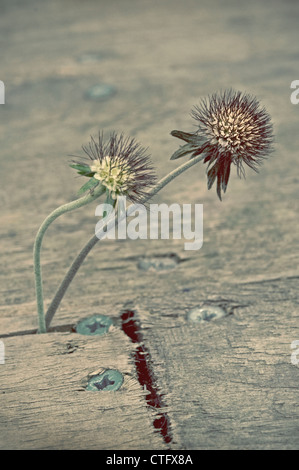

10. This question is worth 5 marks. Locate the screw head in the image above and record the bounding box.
[76,314,113,336]
[186,305,227,323]
[138,255,179,272]
[85,84,116,101]
[86,369,124,391]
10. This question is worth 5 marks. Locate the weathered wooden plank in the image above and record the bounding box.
[0,330,166,449]
[134,280,299,450]
[1,0,299,451]
[0,0,298,338]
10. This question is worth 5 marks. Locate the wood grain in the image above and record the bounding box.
[0,330,165,449]
[0,0,298,450]
[134,278,299,449]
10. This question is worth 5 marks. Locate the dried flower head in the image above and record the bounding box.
[171,89,274,200]
[70,132,157,203]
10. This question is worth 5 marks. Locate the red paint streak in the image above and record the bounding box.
[121,310,172,445]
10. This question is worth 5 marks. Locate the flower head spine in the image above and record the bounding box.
[70,132,157,203]
[171,89,274,200]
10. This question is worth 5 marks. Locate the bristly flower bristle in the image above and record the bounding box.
[171,89,274,200]
[70,132,157,203]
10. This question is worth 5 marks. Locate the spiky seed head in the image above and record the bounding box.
[171,89,274,200]
[70,132,157,203]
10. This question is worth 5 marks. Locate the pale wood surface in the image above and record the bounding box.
[0,330,166,450]
[136,279,299,450]
[0,0,298,450]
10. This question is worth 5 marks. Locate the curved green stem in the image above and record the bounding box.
[45,153,205,330]
[34,185,105,332]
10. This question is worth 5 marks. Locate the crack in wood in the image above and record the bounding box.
[121,309,173,446]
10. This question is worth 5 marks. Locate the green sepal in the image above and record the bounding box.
[170,143,196,160]
[70,163,93,174]
[77,171,95,177]
[78,177,99,195]
[170,130,199,144]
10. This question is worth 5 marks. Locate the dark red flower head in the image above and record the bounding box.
[171,89,274,200]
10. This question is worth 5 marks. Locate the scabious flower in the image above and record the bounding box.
[171,89,274,200]
[70,132,157,203]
